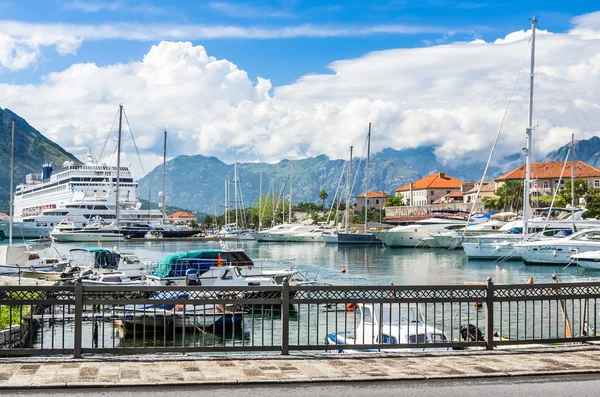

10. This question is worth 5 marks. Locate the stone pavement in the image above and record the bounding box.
[1,346,600,389]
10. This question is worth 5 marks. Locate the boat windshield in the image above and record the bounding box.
[380,305,424,325]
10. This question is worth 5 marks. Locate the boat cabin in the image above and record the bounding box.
[151,249,254,278]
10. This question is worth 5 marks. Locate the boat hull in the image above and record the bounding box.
[336,232,382,245]
[52,232,125,242]
[462,241,521,260]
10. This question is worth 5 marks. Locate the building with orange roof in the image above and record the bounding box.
[494,161,600,196]
[463,182,497,203]
[395,172,463,206]
[356,191,390,211]
[168,211,196,225]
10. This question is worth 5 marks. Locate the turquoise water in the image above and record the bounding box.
[38,239,600,286]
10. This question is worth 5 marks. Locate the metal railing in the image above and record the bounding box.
[1,278,600,357]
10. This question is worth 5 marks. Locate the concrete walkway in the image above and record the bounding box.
[1,346,600,389]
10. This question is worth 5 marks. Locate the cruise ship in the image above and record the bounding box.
[0,152,164,238]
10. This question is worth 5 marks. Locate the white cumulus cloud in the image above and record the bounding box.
[1,13,600,178]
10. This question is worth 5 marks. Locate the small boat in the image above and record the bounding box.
[571,250,600,270]
[70,247,149,279]
[114,291,244,332]
[0,245,69,275]
[146,248,297,286]
[80,272,143,286]
[325,303,452,353]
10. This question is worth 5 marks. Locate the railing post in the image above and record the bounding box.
[281,281,290,355]
[74,281,83,358]
[485,277,494,350]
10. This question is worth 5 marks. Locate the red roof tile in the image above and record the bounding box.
[396,172,463,192]
[495,161,600,181]
[168,211,196,218]
[356,191,389,198]
[464,182,496,194]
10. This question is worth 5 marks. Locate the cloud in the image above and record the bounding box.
[65,1,120,12]
[208,2,294,18]
[1,13,600,178]
[0,18,460,70]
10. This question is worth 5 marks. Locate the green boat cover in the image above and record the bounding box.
[152,249,222,277]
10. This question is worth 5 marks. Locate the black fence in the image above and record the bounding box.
[1,279,599,357]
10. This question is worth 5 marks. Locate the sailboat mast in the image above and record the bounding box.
[115,104,123,226]
[224,179,228,226]
[289,168,292,223]
[259,170,263,230]
[271,178,275,226]
[162,129,167,221]
[345,146,353,233]
[523,17,536,237]
[571,133,575,231]
[9,120,14,245]
[234,162,239,229]
[364,123,371,233]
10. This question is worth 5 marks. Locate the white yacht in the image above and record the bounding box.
[515,229,600,266]
[0,245,69,275]
[571,250,600,270]
[372,217,472,248]
[0,152,164,238]
[253,223,325,242]
[423,220,507,249]
[50,220,125,242]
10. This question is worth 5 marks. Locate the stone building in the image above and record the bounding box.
[356,191,390,212]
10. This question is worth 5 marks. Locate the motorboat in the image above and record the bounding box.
[325,303,452,353]
[515,228,600,266]
[0,245,69,275]
[50,220,125,242]
[146,249,297,286]
[219,226,256,241]
[373,217,471,248]
[423,219,507,249]
[571,250,600,270]
[462,228,572,260]
[336,230,382,245]
[113,291,244,332]
[80,272,143,286]
[69,247,149,279]
[253,223,323,242]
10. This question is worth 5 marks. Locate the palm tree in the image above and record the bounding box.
[497,180,524,212]
[319,190,328,210]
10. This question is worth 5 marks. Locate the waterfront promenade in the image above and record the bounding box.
[1,345,599,389]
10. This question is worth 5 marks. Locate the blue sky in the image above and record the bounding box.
[1,0,596,86]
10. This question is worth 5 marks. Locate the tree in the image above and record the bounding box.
[496,180,524,212]
[482,196,500,211]
[385,195,403,207]
[319,190,329,210]
[584,187,600,219]
[555,180,587,208]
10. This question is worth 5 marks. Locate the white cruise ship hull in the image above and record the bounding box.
[0,222,54,239]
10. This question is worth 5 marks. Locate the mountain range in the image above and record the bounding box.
[2,106,599,216]
[136,148,523,214]
[0,108,80,213]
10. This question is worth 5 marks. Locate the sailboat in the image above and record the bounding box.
[220,162,255,241]
[337,123,382,245]
[0,120,69,274]
[51,105,128,242]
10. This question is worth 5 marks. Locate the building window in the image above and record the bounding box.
[431,191,435,196]
[430,199,434,205]
[447,190,451,194]
[584,180,589,189]
[596,180,600,188]
[543,181,549,189]
[375,199,380,204]
[367,199,370,204]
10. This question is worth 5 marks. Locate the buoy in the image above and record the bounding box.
[341,267,346,273]
[474,301,483,309]
[346,303,356,311]
[526,275,534,284]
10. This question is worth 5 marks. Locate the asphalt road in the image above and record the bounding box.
[2,374,600,397]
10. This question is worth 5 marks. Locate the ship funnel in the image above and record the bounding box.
[42,163,53,180]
